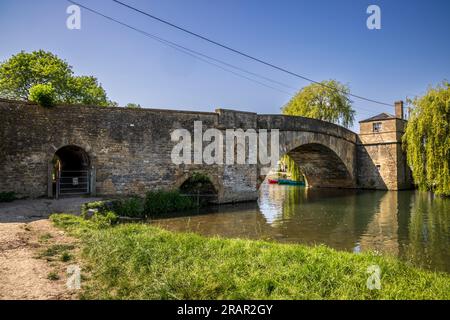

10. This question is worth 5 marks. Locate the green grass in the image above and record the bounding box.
[61,252,73,262]
[47,271,60,281]
[39,233,53,243]
[50,214,450,300]
[38,244,75,261]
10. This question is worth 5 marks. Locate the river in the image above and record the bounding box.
[151,184,450,273]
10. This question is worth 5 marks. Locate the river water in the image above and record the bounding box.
[151,184,450,273]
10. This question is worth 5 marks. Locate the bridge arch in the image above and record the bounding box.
[284,143,354,188]
[279,130,357,188]
[48,144,95,197]
[175,171,222,200]
[257,115,358,189]
[53,145,90,172]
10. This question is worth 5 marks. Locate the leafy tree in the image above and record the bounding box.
[282,80,355,128]
[125,103,142,109]
[280,80,355,182]
[402,82,450,196]
[64,76,108,105]
[28,83,56,108]
[0,50,109,106]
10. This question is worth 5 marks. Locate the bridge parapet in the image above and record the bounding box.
[257,115,358,144]
[215,109,257,130]
[0,99,409,203]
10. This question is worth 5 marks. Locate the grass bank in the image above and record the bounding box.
[51,214,450,300]
[81,190,198,219]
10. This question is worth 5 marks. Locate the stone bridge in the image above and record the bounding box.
[0,99,410,203]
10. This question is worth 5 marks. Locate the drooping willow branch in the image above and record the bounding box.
[402,82,450,196]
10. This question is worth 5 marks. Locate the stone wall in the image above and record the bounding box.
[0,98,412,202]
[0,99,259,202]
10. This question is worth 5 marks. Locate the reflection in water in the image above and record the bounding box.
[403,193,450,272]
[150,184,450,273]
[357,192,400,255]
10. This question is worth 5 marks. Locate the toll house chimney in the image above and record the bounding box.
[395,100,404,120]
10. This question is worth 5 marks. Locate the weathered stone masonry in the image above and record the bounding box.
[0,99,412,203]
[357,101,413,190]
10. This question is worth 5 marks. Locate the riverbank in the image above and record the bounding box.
[0,197,98,300]
[51,214,450,300]
[0,219,77,299]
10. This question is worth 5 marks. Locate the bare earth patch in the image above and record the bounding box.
[0,219,79,300]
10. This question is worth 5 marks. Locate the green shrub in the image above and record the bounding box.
[0,192,16,202]
[81,192,196,219]
[92,210,118,228]
[185,172,211,184]
[81,200,113,218]
[47,271,60,281]
[81,200,118,226]
[28,83,56,108]
[144,190,196,216]
[61,252,73,262]
[113,196,144,218]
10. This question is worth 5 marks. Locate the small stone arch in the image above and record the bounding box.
[47,144,96,198]
[175,171,222,203]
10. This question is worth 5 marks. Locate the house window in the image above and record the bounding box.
[376,165,381,171]
[373,122,382,132]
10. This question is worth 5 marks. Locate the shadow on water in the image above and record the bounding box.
[150,184,450,273]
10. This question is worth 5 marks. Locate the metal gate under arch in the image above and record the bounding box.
[51,145,95,199]
[56,169,91,198]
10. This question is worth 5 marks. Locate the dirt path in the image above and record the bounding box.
[0,198,98,300]
[0,220,80,300]
[0,197,101,223]
[0,219,80,300]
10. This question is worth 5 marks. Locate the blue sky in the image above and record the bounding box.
[1,0,449,131]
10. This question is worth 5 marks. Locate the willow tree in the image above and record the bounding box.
[282,80,355,127]
[402,82,450,197]
[280,80,355,181]
[279,155,303,181]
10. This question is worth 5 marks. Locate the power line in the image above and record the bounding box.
[66,0,295,96]
[112,0,394,108]
[66,1,382,115]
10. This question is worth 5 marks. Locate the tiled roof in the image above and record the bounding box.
[359,113,396,123]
